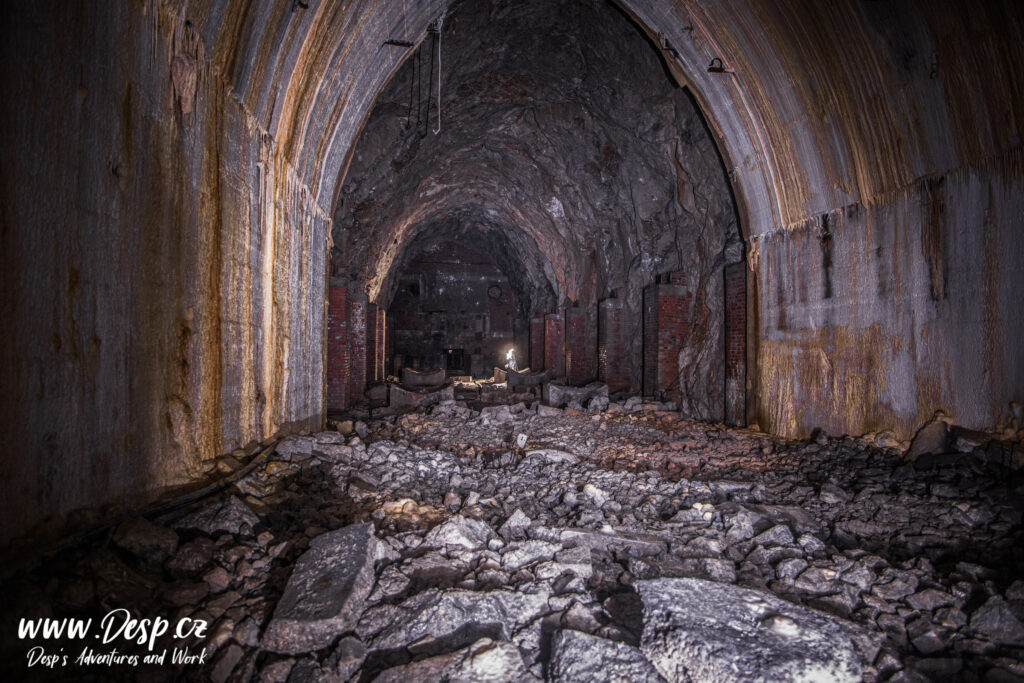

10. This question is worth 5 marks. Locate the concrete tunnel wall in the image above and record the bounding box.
[1,0,1022,546]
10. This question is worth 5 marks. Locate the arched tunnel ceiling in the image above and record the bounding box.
[186,0,1023,238]
[332,0,740,313]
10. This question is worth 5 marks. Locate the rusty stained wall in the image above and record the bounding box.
[621,0,1024,438]
[752,152,1024,439]
[0,1,327,546]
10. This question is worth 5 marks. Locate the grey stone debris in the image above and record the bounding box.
[498,508,532,540]
[390,382,454,409]
[14,388,1024,682]
[424,515,496,550]
[357,585,551,652]
[262,522,380,654]
[906,413,951,460]
[637,577,861,683]
[524,449,578,465]
[549,629,668,682]
[172,495,260,536]
[112,516,179,566]
[544,381,609,409]
[373,637,535,683]
[401,367,446,387]
[970,596,1024,646]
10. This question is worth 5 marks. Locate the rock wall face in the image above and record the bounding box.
[0,1,328,546]
[333,0,742,411]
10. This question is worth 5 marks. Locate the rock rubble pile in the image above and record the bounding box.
[2,397,1022,682]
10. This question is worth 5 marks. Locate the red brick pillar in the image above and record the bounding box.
[544,313,565,377]
[327,279,349,412]
[642,274,690,402]
[599,298,629,393]
[565,307,589,385]
[724,263,747,426]
[366,303,378,384]
[347,290,367,402]
[380,309,387,381]
[530,316,546,372]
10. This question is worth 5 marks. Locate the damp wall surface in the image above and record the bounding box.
[623,0,1024,440]
[751,157,1024,439]
[0,1,328,546]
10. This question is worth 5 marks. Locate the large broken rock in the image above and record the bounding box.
[507,368,547,388]
[549,629,667,683]
[970,596,1024,646]
[906,411,951,460]
[557,528,667,557]
[390,383,454,409]
[523,449,578,466]
[636,578,861,683]
[357,585,551,653]
[402,367,446,387]
[423,515,496,550]
[262,523,380,654]
[112,517,179,567]
[544,381,609,408]
[374,638,534,683]
[172,495,260,537]
[366,382,389,402]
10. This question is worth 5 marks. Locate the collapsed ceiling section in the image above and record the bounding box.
[331,0,741,320]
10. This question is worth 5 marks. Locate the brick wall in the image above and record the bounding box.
[724,262,747,426]
[642,285,658,397]
[326,279,349,412]
[379,309,389,379]
[385,315,391,378]
[565,307,589,385]
[388,242,519,375]
[598,298,630,393]
[348,290,368,402]
[366,303,378,383]
[544,313,565,377]
[642,278,690,402]
[530,316,546,372]
[658,284,691,405]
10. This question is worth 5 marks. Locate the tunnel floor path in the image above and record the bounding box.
[3,398,1023,681]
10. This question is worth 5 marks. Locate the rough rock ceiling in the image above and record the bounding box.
[332,0,740,318]
[186,0,1023,237]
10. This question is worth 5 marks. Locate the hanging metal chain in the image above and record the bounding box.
[431,13,445,135]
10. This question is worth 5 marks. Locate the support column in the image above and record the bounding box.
[530,316,546,372]
[565,307,589,385]
[642,273,690,402]
[326,279,349,412]
[599,298,629,393]
[366,303,378,384]
[378,309,386,382]
[347,290,367,402]
[544,313,565,377]
[724,263,747,426]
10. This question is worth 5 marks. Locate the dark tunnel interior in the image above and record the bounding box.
[1,0,1023,680]
[332,0,742,419]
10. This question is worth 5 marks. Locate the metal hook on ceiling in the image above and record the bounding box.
[708,57,733,74]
